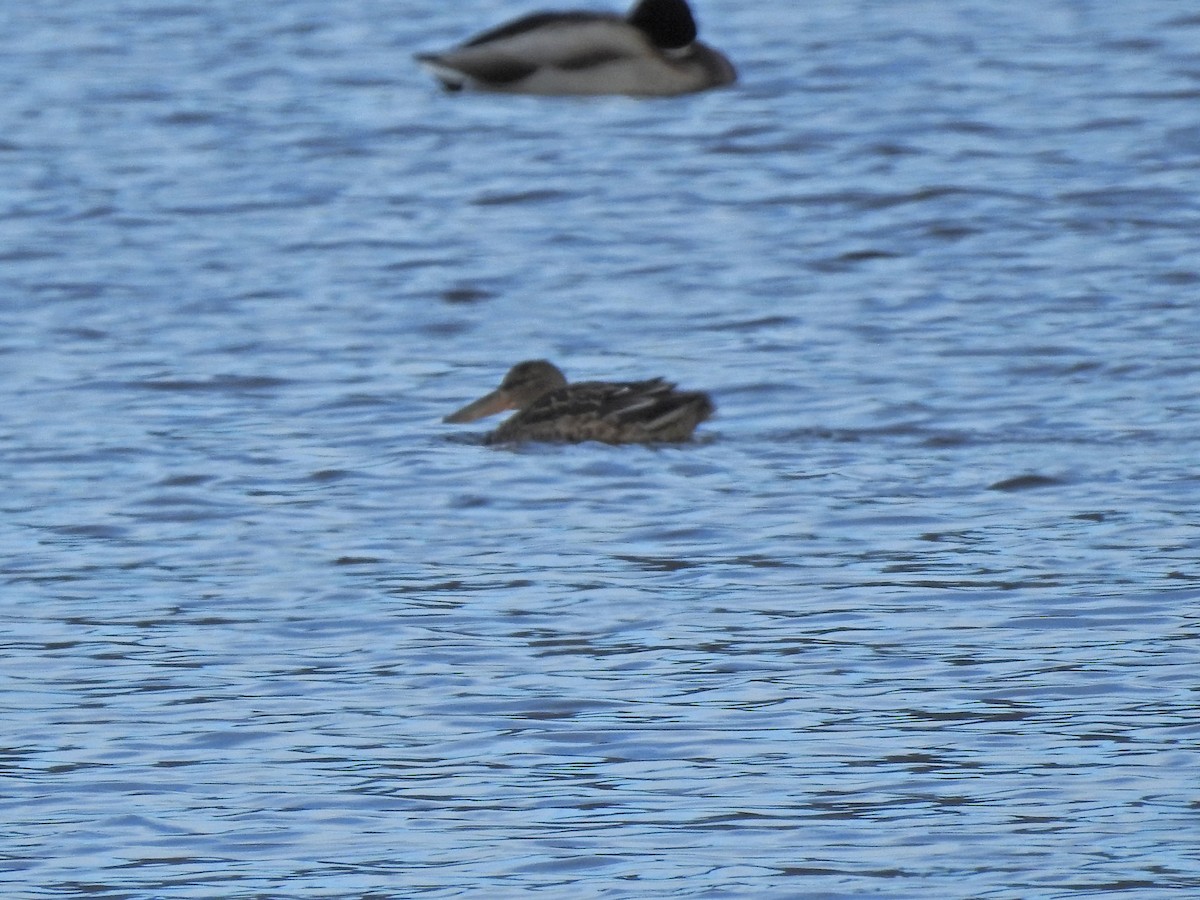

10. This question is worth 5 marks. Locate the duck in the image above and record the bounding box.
[443,359,714,444]
[415,0,736,96]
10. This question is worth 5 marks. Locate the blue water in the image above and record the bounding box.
[3,1,1199,896]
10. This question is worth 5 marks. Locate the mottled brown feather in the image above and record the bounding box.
[444,360,714,445]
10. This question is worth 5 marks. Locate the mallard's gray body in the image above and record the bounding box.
[416,0,735,96]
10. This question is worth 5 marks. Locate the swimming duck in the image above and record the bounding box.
[443,360,714,444]
[415,0,736,96]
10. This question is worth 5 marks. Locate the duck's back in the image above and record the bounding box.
[418,16,671,94]
[489,379,714,444]
[462,12,625,49]
[415,5,734,96]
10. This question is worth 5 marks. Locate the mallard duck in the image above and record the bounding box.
[415,0,735,96]
[443,359,714,443]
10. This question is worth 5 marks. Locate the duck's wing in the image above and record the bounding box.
[416,14,649,89]
[600,379,714,436]
[503,379,657,426]
[461,12,614,49]
[539,379,712,435]
[414,50,538,90]
[487,378,713,443]
[595,378,679,421]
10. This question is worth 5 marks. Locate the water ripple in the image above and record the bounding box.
[3,0,1199,897]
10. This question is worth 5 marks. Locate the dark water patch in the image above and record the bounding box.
[446,493,491,509]
[988,474,1064,492]
[1116,89,1200,102]
[1078,116,1146,132]
[292,135,380,160]
[1102,38,1162,53]
[514,854,624,875]
[770,426,859,444]
[440,432,490,446]
[158,110,223,126]
[281,238,417,254]
[728,554,792,569]
[316,392,393,412]
[129,374,291,393]
[902,185,1025,207]
[130,4,210,21]
[89,87,174,105]
[519,635,598,657]
[186,729,274,750]
[1153,270,1200,285]
[235,288,291,302]
[809,248,901,272]
[471,189,573,207]
[922,432,972,448]
[9,446,148,465]
[163,193,338,216]
[382,256,458,272]
[54,326,108,341]
[918,530,987,544]
[309,469,350,482]
[865,141,922,158]
[711,134,836,155]
[700,314,796,332]
[30,282,108,302]
[48,524,129,541]
[130,492,242,521]
[440,286,495,304]
[324,75,398,89]
[1007,357,1104,377]
[0,248,60,262]
[1058,186,1194,212]
[383,576,534,595]
[613,554,701,572]
[941,342,1091,359]
[156,474,215,487]
[940,119,1009,136]
[922,222,981,241]
[774,424,971,447]
[1165,124,1200,153]
[418,319,473,337]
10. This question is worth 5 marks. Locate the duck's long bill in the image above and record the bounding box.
[443,388,515,423]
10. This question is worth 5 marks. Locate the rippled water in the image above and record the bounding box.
[3,0,1199,896]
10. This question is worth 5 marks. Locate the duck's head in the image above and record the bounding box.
[444,360,568,423]
[628,0,698,50]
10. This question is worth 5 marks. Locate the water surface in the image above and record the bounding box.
[2,0,1199,896]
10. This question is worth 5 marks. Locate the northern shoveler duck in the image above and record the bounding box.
[443,359,714,444]
[415,0,736,96]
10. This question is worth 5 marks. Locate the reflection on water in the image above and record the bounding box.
[3,0,1200,896]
